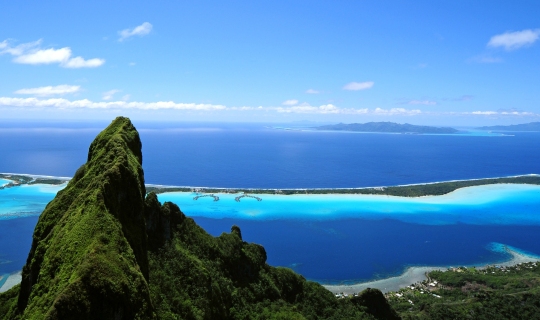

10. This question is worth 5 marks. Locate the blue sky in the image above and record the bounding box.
[1,1,539,125]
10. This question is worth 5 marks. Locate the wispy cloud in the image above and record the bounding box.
[282,99,298,106]
[305,89,320,94]
[3,96,536,118]
[343,81,374,91]
[0,39,42,56]
[407,100,437,106]
[0,39,105,68]
[62,56,105,68]
[276,104,345,114]
[102,90,120,100]
[468,110,534,116]
[119,22,153,41]
[488,29,540,50]
[0,97,415,116]
[0,97,227,111]
[373,108,421,115]
[14,85,80,96]
[451,95,474,102]
[469,54,503,64]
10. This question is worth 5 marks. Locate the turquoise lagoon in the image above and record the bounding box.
[158,184,540,225]
[1,182,540,284]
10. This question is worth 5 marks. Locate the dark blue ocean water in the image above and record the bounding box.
[1,121,539,188]
[194,218,540,283]
[1,121,540,283]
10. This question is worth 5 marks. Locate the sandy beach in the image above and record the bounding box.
[0,271,22,293]
[323,246,540,294]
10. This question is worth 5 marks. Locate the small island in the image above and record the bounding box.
[314,122,460,134]
[477,121,540,132]
[0,173,68,190]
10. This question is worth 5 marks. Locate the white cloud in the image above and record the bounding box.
[14,47,71,64]
[14,85,80,96]
[119,22,153,41]
[282,99,299,106]
[343,81,374,91]
[62,56,105,68]
[488,29,540,50]
[103,90,120,100]
[407,100,437,106]
[0,97,228,111]
[373,108,422,115]
[5,96,535,118]
[468,110,534,116]
[1,39,105,68]
[305,89,320,94]
[0,39,41,56]
[471,111,498,115]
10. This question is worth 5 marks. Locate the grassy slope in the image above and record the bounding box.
[6,117,154,319]
[145,196,399,320]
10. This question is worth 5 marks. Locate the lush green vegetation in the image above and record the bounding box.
[1,117,153,319]
[147,175,540,197]
[146,197,399,319]
[0,117,399,319]
[388,262,540,319]
[314,122,459,134]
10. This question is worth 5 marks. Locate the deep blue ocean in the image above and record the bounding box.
[1,120,540,284]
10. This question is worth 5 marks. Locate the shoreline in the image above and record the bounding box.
[1,172,538,191]
[147,173,540,191]
[322,246,540,294]
[3,246,538,294]
[0,271,22,293]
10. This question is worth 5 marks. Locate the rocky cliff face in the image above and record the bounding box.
[1,117,399,319]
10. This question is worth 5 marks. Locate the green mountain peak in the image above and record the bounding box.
[1,117,399,319]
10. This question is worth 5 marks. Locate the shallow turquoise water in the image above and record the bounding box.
[2,183,540,282]
[157,184,540,226]
[0,179,11,186]
[0,184,65,220]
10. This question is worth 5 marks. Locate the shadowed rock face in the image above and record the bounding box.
[17,117,154,319]
[2,117,400,320]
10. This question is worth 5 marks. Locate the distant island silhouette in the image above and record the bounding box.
[477,122,540,131]
[314,122,459,134]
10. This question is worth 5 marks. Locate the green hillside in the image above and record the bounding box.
[388,262,540,319]
[0,117,399,319]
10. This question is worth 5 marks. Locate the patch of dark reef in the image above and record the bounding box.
[0,117,399,319]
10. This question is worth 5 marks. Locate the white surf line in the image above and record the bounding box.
[0,271,22,293]
[146,174,540,192]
